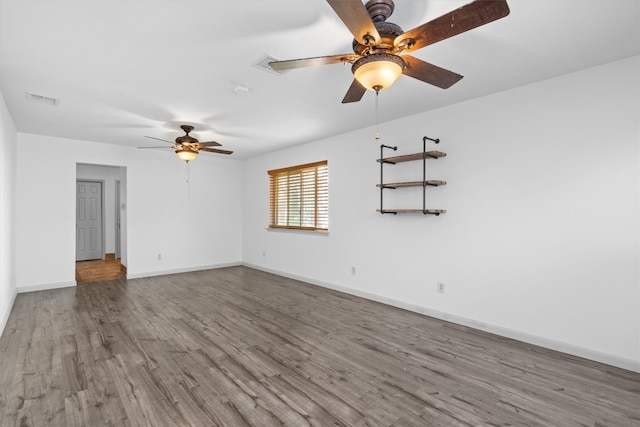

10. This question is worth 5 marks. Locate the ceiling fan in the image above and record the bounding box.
[270,0,510,103]
[140,125,233,162]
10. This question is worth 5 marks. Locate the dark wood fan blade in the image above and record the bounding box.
[200,147,233,155]
[144,135,174,144]
[137,146,172,149]
[270,54,360,70]
[402,56,463,89]
[196,141,222,147]
[326,0,381,45]
[341,79,367,103]
[395,0,510,52]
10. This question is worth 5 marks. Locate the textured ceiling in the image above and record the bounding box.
[0,0,638,158]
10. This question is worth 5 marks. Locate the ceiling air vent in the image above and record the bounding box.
[254,55,289,76]
[25,92,60,106]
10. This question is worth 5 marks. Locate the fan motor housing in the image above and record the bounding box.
[352,21,403,55]
[176,135,197,144]
[176,125,197,144]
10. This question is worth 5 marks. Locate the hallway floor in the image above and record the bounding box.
[75,255,125,284]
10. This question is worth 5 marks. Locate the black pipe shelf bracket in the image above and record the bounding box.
[376,136,446,215]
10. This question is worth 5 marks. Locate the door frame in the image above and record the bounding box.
[115,180,121,259]
[76,179,106,261]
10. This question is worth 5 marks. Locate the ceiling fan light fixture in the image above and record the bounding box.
[352,53,405,91]
[175,147,198,162]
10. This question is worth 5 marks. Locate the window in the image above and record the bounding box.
[268,161,328,231]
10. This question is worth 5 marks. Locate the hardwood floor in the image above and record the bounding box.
[75,255,125,284]
[1,266,638,426]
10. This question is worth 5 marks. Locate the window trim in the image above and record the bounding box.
[268,160,328,232]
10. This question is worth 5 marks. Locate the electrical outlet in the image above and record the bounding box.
[157,253,162,261]
[262,250,266,258]
[351,266,356,275]
[437,282,445,294]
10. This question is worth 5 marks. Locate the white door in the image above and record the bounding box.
[76,181,103,261]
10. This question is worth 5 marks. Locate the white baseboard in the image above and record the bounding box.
[17,280,76,294]
[244,263,640,373]
[0,287,17,339]
[127,261,242,279]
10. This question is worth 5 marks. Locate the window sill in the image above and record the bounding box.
[265,227,329,236]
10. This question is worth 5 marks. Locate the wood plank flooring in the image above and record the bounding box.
[1,266,639,426]
[76,257,125,284]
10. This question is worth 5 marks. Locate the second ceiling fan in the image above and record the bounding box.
[141,125,233,163]
[270,0,510,103]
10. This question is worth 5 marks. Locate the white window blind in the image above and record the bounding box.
[268,161,328,231]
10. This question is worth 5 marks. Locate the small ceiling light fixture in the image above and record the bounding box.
[352,53,406,92]
[175,147,198,163]
[233,84,250,95]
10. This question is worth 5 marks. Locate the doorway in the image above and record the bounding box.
[76,164,127,283]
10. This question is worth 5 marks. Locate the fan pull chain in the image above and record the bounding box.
[186,162,191,200]
[375,88,380,141]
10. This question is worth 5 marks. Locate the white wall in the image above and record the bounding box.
[0,91,17,337]
[15,134,243,291]
[243,56,640,371]
[76,163,124,257]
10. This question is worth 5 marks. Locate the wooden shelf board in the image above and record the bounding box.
[377,180,446,188]
[377,151,446,163]
[376,209,446,215]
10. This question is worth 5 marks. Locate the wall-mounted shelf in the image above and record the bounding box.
[377,151,446,164]
[377,180,446,189]
[377,209,446,215]
[377,136,446,215]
